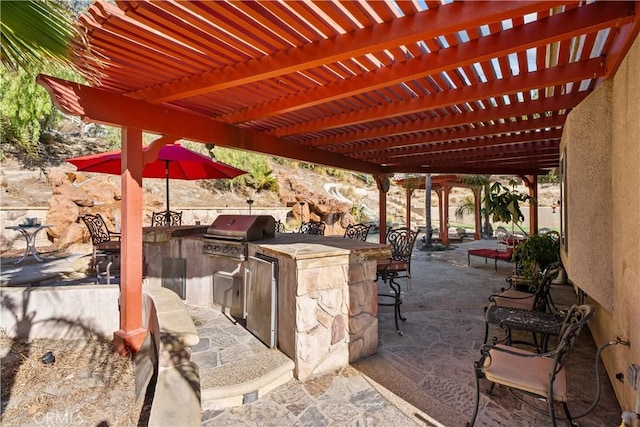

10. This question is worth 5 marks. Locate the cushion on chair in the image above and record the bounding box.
[492,289,535,310]
[95,241,121,252]
[483,345,568,401]
[377,259,408,273]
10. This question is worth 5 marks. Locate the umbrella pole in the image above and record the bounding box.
[165,161,170,225]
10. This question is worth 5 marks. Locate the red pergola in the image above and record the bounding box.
[37,0,640,353]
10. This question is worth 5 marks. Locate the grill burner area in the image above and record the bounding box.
[203,214,275,260]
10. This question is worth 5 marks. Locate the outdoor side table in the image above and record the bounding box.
[485,305,565,352]
[4,224,52,264]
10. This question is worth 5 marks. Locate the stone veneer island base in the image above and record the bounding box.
[143,227,390,381]
[250,234,390,380]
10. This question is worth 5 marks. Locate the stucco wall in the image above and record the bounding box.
[561,34,640,413]
[561,80,614,311]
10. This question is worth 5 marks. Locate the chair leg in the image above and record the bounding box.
[388,277,405,335]
[483,307,490,344]
[467,361,483,426]
[561,401,578,426]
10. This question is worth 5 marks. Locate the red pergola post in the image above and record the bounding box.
[113,126,147,355]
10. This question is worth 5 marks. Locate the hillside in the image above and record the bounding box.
[0,133,559,229]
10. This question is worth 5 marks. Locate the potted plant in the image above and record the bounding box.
[512,231,560,279]
[483,179,560,280]
[483,180,535,237]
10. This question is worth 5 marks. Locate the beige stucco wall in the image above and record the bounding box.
[561,80,614,310]
[560,34,640,413]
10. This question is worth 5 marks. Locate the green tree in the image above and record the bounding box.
[0,0,90,157]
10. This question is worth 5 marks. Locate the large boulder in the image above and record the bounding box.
[54,182,94,207]
[56,222,89,250]
[45,195,80,241]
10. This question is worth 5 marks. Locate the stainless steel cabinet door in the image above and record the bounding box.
[246,254,277,347]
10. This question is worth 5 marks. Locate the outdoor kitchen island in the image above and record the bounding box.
[142,223,390,381]
[250,233,390,380]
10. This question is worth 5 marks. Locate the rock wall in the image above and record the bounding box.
[45,169,121,252]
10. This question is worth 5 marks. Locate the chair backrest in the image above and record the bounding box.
[275,219,286,233]
[151,210,182,227]
[552,304,595,373]
[299,221,326,235]
[529,262,562,311]
[343,223,371,241]
[81,213,113,245]
[385,227,418,264]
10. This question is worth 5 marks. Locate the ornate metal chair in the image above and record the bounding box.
[376,227,418,335]
[151,210,182,227]
[483,263,562,348]
[299,220,326,235]
[80,213,121,271]
[275,219,286,233]
[468,304,595,427]
[343,223,371,241]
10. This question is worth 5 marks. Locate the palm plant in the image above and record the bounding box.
[0,0,84,72]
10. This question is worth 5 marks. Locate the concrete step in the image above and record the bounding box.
[187,305,295,411]
[200,350,294,410]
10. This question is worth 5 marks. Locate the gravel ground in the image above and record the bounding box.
[0,337,148,426]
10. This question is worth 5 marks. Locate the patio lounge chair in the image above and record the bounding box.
[468,246,515,271]
[468,304,595,427]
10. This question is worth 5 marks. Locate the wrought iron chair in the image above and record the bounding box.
[299,220,326,235]
[151,210,183,227]
[483,263,562,348]
[468,304,595,427]
[376,227,418,335]
[80,213,121,272]
[275,219,286,233]
[343,223,371,241]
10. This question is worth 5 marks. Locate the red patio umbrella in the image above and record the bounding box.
[67,143,247,215]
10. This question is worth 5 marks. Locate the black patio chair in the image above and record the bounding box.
[376,227,418,335]
[80,213,121,271]
[299,220,326,235]
[467,304,595,427]
[151,210,183,227]
[343,223,371,241]
[275,219,286,233]
[483,263,562,348]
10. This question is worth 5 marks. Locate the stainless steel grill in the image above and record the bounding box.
[203,215,276,323]
[203,215,275,260]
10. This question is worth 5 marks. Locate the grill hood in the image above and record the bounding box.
[205,215,275,241]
